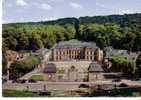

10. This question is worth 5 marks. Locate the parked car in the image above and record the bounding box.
[12,79,17,83]
[79,84,89,88]
[112,79,121,82]
[16,79,27,83]
[119,83,128,87]
[132,78,141,81]
[28,79,37,83]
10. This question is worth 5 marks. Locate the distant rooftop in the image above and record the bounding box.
[104,46,139,60]
[44,63,57,73]
[88,62,103,72]
[55,39,97,49]
[36,48,49,55]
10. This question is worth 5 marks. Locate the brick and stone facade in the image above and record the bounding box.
[51,40,103,61]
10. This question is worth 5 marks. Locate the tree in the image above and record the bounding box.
[110,56,137,78]
[16,32,29,50]
[74,19,80,39]
[10,56,40,79]
[44,33,56,49]
[2,58,8,75]
[134,33,141,51]
[29,33,43,51]
[122,32,137,51]
[56,32,64,42]
[64,24,75,40]
[3,36,17,50]
[136,54,141,77]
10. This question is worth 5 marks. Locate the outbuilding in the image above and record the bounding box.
[43,63,57,81]
[88,62,104,81]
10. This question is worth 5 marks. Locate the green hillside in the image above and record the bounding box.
[2,13,141,52]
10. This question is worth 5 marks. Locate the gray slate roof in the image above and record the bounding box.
[44,63,57,73]
[36,48,49,55]
[104,46,139,60]
[55,39,97,49]
[88,62,103,72]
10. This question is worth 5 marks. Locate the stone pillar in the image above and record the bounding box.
[6,61,12,81]
[84,48,87,60]
[97,49,103,61]
[53,49,56,61]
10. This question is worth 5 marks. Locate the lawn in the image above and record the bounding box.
[29,74,44,81]
[89,87,141,97]
[3,90,51,97]
[3,90,40,97]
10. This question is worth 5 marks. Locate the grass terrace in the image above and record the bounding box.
[29,74,44,81]
[3,90,51,97]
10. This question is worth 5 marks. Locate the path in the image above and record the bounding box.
[19,68,42,80]
[2,81,120,91]
[3,80,141,92]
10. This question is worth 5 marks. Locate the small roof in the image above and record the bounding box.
[44,63,57,73]
[127,52,139,60]
[88,62,103,72]
[103,46,113,52]
[36,48,49,55]
[104,48,139,60]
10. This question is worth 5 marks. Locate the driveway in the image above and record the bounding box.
[3,80,120,91]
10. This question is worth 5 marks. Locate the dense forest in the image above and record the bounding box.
[2,13,141,52]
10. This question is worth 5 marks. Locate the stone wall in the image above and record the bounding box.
[47,61,91,82]
[89,73,104,82]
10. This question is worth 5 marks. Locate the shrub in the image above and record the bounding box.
[10,56,41,79]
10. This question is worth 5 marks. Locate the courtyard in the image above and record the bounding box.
[3,80,141,97]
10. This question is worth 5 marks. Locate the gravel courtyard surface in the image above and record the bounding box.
[2,80,121,91]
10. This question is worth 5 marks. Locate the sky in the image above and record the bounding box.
[2,0,141,23]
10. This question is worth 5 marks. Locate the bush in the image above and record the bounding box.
[110,56,136,78]
[10,56,41,79]
[39,92,51,96]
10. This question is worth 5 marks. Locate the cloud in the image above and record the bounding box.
[95,2,107,8]
[40,3,52,10]
[69,2,83,9]
[118,9,138,15]
[45,17,58,21]
[121,9,133,14]
[7,4,13,8]
[49,0,64,2]
[16,0,27,6]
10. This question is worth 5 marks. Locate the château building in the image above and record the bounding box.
[51,40,103,61]
[42,40,105,82]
